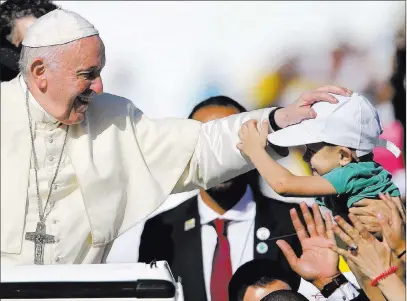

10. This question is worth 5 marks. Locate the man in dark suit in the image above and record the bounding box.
[138,96,302,301]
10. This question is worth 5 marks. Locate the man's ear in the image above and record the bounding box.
[30,58,47,91]
[338,147,353,166]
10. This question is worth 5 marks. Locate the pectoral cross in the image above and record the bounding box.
[25,222,56,265]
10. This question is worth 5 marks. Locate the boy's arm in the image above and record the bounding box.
[249,148,337,197]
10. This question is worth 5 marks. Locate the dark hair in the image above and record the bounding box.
[322,143,374,162]
[228,259,301,301]
[260,290,309,301]
[188,95,247,119]
[0,0,58,31]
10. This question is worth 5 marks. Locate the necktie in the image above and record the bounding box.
[210,219,233,301]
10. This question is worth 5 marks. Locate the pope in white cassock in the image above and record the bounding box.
[1,8,352,265]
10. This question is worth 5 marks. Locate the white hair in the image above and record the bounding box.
[19,42,74,79]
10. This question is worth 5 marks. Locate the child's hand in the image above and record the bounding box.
[237,120,269,158]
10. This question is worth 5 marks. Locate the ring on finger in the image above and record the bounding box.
[347,244,358,255]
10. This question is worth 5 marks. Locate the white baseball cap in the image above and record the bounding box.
[267,93,401,158]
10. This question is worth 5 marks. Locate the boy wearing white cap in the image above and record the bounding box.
[237,93,401,216]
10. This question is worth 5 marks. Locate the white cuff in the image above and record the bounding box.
[326,282,360,301]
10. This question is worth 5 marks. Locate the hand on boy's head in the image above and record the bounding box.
[274,85,353,128]
[237,120,269,157]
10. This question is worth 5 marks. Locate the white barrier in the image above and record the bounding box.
[1,261,184,301]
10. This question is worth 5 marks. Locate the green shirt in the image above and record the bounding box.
[315,162,400,212]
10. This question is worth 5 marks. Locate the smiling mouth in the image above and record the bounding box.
[77,98,90,105]
[76,94,93,105]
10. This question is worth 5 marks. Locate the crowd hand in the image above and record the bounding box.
[349,194,406,233]
[331,214,394,280]
[274,85,353,129]
[354,194,406,223]
[376,193,406,262]
[332,214,406,301]
[276,202,340,291]
[237,120,269,158]
[345,260,388,301]
[379,193,406,223]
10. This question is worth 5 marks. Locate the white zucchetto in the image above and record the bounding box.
[22,8,99,48]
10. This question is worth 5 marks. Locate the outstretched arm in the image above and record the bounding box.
[237,120,337,197]
[172,86,351,193]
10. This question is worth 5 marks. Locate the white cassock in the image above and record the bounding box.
[1,75,277,265]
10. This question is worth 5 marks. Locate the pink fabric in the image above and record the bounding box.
[373,121,405,174]
[210,219,233,301]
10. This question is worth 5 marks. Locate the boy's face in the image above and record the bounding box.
[303,143,342,176]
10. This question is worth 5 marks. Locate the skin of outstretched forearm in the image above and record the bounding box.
[353,270,387,301]
[337,243,387,301]
[377,274,406,301]
[248,148,293,193]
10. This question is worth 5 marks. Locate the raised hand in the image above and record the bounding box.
[331,214,392,280]
[276,202,340,290]
[377,193,406,262]
[350,194,406,234]
[331,214,406,301]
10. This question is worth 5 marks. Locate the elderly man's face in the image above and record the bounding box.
[41,35,105,125]
[243,281,292,301]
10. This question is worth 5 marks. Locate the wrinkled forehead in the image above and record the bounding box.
[65,35,105,69]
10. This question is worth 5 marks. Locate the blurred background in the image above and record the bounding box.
[46,1,405,208]
[46,1,405,119]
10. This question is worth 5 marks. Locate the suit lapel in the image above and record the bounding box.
[172,198,207,301]
[253,196,279,260]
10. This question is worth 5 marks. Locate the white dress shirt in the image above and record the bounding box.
[197,187,360,301]
[198,187,256,299]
